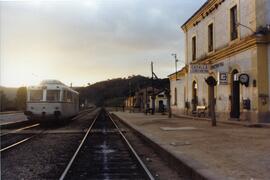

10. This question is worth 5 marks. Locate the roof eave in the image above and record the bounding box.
[181,0,211,30]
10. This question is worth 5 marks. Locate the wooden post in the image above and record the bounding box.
[209,86,216,126]
[168,94,172,118]
[205,76,217,127]
[165,89,172,118]
[151,62,155,115]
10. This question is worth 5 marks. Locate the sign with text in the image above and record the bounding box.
[218,72,228,85]
[211,62,224,70]
[189,64,209,74]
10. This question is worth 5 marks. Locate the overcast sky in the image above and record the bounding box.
[0,0,205,87]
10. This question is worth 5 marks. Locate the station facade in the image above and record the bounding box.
[169,0,270,122]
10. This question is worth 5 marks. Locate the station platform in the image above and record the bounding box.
[112,111,270,180]
[0,113,28,126]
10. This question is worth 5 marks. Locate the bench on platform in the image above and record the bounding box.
[196,106,207,117]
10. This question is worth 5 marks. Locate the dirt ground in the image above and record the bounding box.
[114,111,270,180]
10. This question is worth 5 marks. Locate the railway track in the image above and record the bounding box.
[0,109,96,153]
[60,109,154,180]
[0,123,40,137]
[0,123,41,152]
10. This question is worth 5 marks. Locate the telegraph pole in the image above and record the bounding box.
[129,81,132,113]
[151,61,155,115]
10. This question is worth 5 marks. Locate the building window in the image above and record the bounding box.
[192,36,196,61]
[230,5,238,41]
[174,88,177,105]
[208,23,214,52]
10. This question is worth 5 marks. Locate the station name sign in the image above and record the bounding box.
[189,64,209,74]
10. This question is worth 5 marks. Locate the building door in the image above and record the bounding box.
[230,69,240,118]
[159,100,164,112]
[192,81,198,111]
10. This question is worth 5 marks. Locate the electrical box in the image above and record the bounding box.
[243,99,251,110]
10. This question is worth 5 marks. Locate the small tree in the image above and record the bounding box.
[0,90,8,112]
[15,87,27,111]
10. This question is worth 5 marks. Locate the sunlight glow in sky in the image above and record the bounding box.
[0,0,205,87]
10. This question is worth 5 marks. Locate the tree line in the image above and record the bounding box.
[76,75,169,107]
[0,87,27,112]
[0,75,169,111]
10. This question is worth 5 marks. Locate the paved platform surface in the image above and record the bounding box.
[113,111,270,180]
[174,114,270,127]
[0,113,28,126]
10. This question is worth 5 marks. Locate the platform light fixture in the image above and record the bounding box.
[237,22,270,36]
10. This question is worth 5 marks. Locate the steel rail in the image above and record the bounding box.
[107,111,155,180]
[59,111,100,180]
[0,123,40,137]
[0,135,36,152]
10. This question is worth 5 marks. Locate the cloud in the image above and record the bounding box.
[0,0,206,87]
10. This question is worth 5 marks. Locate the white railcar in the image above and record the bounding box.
[24,80,79,121]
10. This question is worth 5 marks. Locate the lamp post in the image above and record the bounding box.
[171,53,178,77]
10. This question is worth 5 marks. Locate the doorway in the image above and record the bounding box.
[192,81,198,111]
[230,69,240,118]
[158,100,164,112]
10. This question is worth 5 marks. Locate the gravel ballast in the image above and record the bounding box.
[1,109,99,180]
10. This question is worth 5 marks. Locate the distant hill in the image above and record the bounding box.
[75,75,169,107]
[0,86,18,100]
[0,86,19,111]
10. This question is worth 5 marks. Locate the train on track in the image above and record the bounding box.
[24,80,79,121]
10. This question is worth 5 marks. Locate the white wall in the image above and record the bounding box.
[186,0,256,64]
[170,78,185,110]
[184,47,256,113]
[255,0,270,28]
[170,79,178,106]
[185,73,209,107]
[268,45,270,111]
[268,0,270,24]
[212,48,257,112]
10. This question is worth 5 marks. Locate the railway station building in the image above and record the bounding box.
[125,87,168,113]
[169,0,270,123]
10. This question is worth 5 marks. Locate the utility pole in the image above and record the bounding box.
[151,61,155,115]
[129,81,132,113]
[172,53,178,78]
[145,87,148,115]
